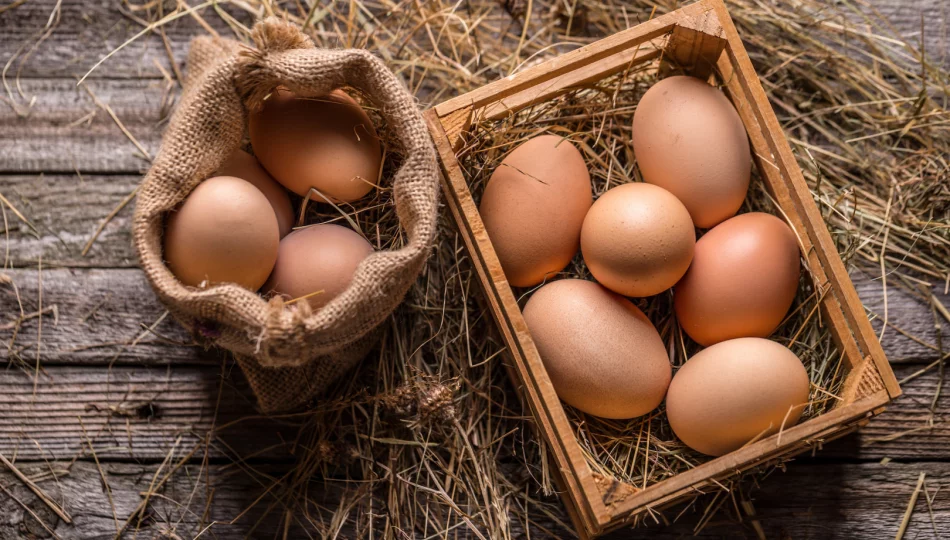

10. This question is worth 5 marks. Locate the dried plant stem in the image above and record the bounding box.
[82,187,139,257]
[0,452,72,524]
[895,472,926,540]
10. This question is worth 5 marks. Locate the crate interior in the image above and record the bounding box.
[452,51,854,488]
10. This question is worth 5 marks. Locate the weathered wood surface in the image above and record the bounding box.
[1,0,949,538]
[0,79,168,173]
[3,268,947,365]
[0,460,948,539]
[0,175,142,267]
[0,365,301,462]
[0,361,945,463]
[0,0,246,80]
[2,0,947,82]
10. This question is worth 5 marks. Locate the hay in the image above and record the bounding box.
[457,61,847,489]
[47,0,950,536]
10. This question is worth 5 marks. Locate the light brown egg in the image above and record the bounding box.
[581,183,695,297]
[164,176,279,290]
[666,337,810,456]
[632,75,751,228]
[479,135,592,287]
[249,88,381,202]
[216,149,295,237]
[263,224,374,310]
[674,212,800,346]
[522,279,672,419]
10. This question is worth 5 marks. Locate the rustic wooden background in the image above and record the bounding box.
[1,0,948,538]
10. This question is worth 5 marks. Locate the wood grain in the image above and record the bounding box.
[0,175,141,267]
[0,79,170,173]
[0,0,246,80]
[0,0,946,83]
[0,359,942,469]
[0,365,297,462]
[0,460,948,539]
[0,269,204,366]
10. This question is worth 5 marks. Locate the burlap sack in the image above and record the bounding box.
[132,19,440,412]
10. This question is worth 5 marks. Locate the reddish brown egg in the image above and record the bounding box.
[666,337,810,456]
[249,88,381,203]
[163,176,279,290]
[263,224,374,310]
[479,135,592,287]
[632,75,751,228]
[522,279,672,419]
[674,212,801,346]
[581,183,695,297]
[216,149,295,237]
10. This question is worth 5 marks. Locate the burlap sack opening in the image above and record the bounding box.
[132,18,440,412]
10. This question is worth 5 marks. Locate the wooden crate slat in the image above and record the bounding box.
[606,390,889,520]
[433,1,713,118]
[712,42,871,408]
[424,110,611,533]
[707,0,902,398]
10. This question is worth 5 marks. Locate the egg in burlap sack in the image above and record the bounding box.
[132,18,439,412]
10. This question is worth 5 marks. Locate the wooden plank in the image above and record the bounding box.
[4,267,937,372]
[823,362,950,460]
[0,461,294,540]
[0,360,945,465]
[661,8,726,79]
[0,0,947,82]
[0,78,170,173]
[0,175,141,268]
[1,269,204,366]
[475,45,663,124]
[0,365,295,462]
[1,460,949,539]
[715,32,869,392]
[607,461,950,538]
[0,0,248,80]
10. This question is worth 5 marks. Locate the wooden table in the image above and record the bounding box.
[1,1,948,538]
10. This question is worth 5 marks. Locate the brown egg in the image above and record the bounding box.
[581,183,695,297]
[216,149,295,237]
[666,338,810,456]
[164,176,279,290]
[522,279,672,419]
[249,88,381,202]
[479,135,592,287]
[263,224,374,310]
[674,212,800,346]
[632,75,751,228]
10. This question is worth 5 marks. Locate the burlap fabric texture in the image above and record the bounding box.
[132,18,440,412]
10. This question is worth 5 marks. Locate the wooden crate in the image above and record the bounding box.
[423,0,902,536]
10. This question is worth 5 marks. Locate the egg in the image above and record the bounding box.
[263,224,374,310]
[522,279,671,419]
[581,183,694,297]
[674,212,800,346]
[479,135,592,287]
[249,88,381,203]
[632,75,751,228]
[216,149,295,237]
[164,176,279,290]
[666,337,810,456]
